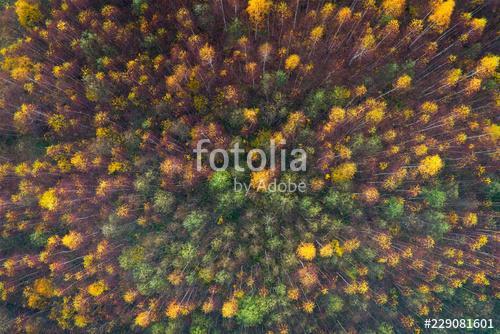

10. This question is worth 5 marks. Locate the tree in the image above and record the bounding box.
[246,0,272,28]
[326,295,344,315]
[384,197,404,219]
[296,242,316,261]
[39,188,58,211]
[236,295,274,326]
[14,0,42,28]
[429,0,455,32]
[199,43,215,67]
[221,299,238,318]
[153,191,175,214]
[61,231,83,250]
[87,280,107,297]
[418,155,444,177]
[382,0,406,18]
[285,54,300,71]
[394,74,411,90]
[182,211,207,233]
[331,162,357,183]
[422,188,446,209]
[377,323,394,334]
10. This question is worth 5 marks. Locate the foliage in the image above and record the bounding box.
[14,0,42,28]
[182,211,207,233]
[296,242,316,261]
[246,0,273,27]
[236,295,274,326]
[0,0,496,332]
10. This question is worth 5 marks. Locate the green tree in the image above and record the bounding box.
[236,295,275,326]
[153,190,175,214]
[209,171,232,192]
[326,295,344,315]
[422,187,446,208]
[182,211,207,233]
[377,322,394,334]
[383,197,404,219]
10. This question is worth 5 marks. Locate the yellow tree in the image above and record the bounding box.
[61,231,83,250]
[394,74,412,90]
[39,188,58,211]
[331,162,357,183]
[429,0,455,32]
[14,0,42,28]
[134,311,151,328]
[382,0,406,18]
[296,242,316,261]
[284,54,300,71]
[258,42,272,73]
[475,55,499,78]
[418,155,443,177]
[199,43,215,69]
[246,0,273,30]
[221,299,238,318]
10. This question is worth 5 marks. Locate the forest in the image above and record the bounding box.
[0,0,498,333]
